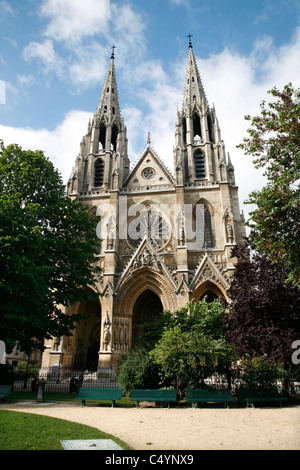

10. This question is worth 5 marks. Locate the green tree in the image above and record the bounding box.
[149,299,237,396]
[117,348,161,395]
[237,84,300,287]
[0,142,100,354]
[141,296,226,350]
[239,356,280,391]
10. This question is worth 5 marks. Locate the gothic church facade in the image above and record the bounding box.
[41,41,246,371]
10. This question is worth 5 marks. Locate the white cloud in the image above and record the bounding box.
[0,110,91,183]
[122,105,145,161]
[0,1,14,16]
[23,39,65,79]
[2,36,18,48]
[261,27,300,89]
[40,0,111,44]
[17,74,36,88]
[110,3,147,61]
[22,0,147,92]
[67,42,108,91]
[0,80,6,104]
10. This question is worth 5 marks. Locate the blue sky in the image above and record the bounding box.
[0,0,300,221]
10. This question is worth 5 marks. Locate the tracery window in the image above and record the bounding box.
[192,202,214,249]
[127,204,170,250]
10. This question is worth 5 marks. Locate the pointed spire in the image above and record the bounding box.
[182,36,208,113]
[97,47,121,122]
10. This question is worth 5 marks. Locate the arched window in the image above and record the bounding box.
[182,117,187,145]
[194,150,205,179]
[195,202,214,249]
[99,123,106,149]
[193,112,201,139]
[204,206,213,247]
[111,124,118,151]
[94,158,104,187]
[207,114,214,143]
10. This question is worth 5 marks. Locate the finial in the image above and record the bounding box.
[147,132,151,146]
[111,45,116,59]
[186,34,193,48]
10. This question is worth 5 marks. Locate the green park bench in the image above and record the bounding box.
[238,388,288,407]
[186,389,235,407]
[131,389,177,408]
[0,385,12,402]
[76,387,122,407]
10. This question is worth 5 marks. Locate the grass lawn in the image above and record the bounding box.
[9,391,78,402]
[8,391,135,406]
[0,410,132,450]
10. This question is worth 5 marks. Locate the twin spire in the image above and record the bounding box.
[99,36,207,118]
[97,45,120,122]
[67,35,235,195]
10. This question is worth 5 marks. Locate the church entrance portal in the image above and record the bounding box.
[74,298,101,371]
[132,289,163,348]
[87,336,100,371]
[200,289,219,302]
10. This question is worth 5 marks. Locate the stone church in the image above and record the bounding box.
[41,40,246,372]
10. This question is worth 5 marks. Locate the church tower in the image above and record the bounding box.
[68,46,130,195]
[174,36,233,186]
[42,41,246,373]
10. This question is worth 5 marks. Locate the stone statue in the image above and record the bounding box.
[103,312,111,351]
[178,211,185,246]
[53,336,61,351]
[226,221,233,243]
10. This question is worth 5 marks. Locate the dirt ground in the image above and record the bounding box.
[1,400,299,450]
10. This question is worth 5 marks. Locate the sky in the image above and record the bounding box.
[0,0,300,223]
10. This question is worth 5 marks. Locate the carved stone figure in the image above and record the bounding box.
[103,312,111,351]
[226,221,234,243]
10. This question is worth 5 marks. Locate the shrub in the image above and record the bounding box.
[239,356,280,390]
[117,348,161,395]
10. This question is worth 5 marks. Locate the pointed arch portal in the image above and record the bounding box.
[192,280,226,303]
[132,289,163,348]
[74,297,102,371]
[200,289,219,302]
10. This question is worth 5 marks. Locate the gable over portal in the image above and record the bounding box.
[124,145,174,190]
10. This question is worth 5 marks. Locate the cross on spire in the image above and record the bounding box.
[111,45,117,59]
[186,34,193,48]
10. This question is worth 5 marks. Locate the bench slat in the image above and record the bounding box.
[75,388,122,407]
[239,389,287,407]
[131,389,177,407]
[186,389,234,404]
[0,385,12,402]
